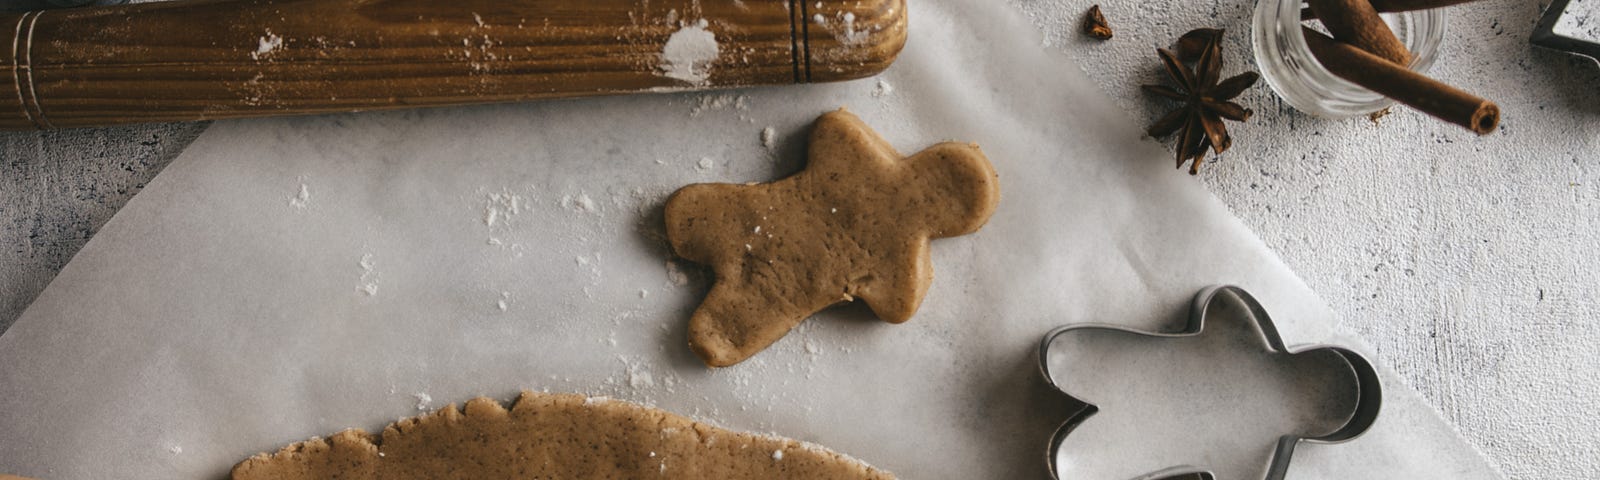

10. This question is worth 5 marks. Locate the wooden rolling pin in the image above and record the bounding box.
[0,0,907,130]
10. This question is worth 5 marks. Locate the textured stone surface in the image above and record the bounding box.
[0,0,195,332]
[0,122,205,331]
[2,0,1597,478]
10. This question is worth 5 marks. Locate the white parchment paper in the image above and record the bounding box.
[0,1,1502,479]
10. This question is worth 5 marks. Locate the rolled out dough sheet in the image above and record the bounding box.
[230,391,891,479]
[0,1,1501,479]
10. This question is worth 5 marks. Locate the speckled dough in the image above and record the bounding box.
[231,391,893,480]
[664,109,1000,367]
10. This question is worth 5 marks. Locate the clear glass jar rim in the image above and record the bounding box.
[1252,0,1446,118]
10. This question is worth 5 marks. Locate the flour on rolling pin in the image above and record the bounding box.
[251,30,285,60]
[0,0,908,130]
[661,20,719,86]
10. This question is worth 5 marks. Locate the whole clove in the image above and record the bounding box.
[1083,5,1113,40]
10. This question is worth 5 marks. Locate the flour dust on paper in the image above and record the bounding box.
[357,252,379,296]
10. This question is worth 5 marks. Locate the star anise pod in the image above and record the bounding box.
[1142,29,1260,175]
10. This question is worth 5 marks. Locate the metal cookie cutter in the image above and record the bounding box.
[1532,0,1600,66]
[1036,285,1382,480]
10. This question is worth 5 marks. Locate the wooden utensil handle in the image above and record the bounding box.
[0,0,906,130]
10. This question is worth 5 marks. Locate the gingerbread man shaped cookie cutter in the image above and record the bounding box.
[1036,285,1382,480]
[1532,0,1600,67]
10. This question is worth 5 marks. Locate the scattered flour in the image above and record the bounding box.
[690,94,750,116]
[357,253,379,296]
[761,127,776,150]
[772,449,784,461]
[413,393,432,411]
[289,183,310,209]
[838,12,870,45]
[660,20,719,86]
[697,157,716,171]
[483,191,527,227]
[872,78,894,98]
[812,9,875,46]
[562,192,598,213]
[665,260,690,286]
[251,30,283,60]
[170,445,183,455]
[627,363,655,389]
[496,292,511,312]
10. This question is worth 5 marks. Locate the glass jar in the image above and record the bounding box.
[1252,0,1447,117]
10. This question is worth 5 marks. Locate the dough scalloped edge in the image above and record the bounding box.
[232,391,894,479]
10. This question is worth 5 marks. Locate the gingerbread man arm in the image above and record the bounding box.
[897,142,1001,238]
[663,183,746,266]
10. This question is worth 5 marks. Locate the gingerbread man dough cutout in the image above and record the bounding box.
[665,109,1000,367]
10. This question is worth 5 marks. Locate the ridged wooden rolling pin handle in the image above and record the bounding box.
[0,0,907,130]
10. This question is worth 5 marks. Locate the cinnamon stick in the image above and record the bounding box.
[1302,0,1483,19]
[1301,27,1498,135]
[1306,0,1411,65]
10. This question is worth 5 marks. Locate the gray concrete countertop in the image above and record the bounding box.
[2,0,1596,478]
